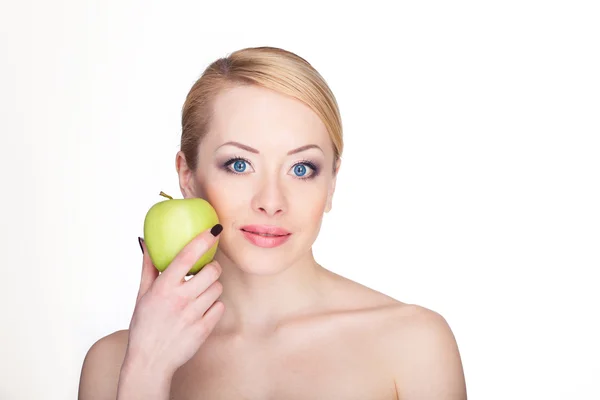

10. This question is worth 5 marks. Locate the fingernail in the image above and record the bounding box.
[210,224,223,237]
[138,237,144,253]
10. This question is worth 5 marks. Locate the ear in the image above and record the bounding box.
[325,158,341,213]
[175,151,197,199]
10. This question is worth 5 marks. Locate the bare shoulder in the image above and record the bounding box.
[378,304,468,400]
[324,272,467,399]
[78,329,129,400]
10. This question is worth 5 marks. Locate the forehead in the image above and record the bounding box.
[206,84,332,152]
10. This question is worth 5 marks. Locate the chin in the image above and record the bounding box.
[220,248,295,276]
[234,258,290,276]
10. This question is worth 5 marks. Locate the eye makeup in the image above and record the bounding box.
[291,159,320,180]
[219,155,321,180]
[222,156,252,175]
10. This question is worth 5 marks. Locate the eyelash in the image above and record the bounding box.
[222,156,319,180]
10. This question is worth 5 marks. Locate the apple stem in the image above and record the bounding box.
[159,191,173,200]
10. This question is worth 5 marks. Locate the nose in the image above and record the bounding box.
[251,176,287,217]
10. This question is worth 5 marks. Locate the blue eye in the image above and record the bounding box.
[223,157,319,180]
[290,161,319,180]
[233,160,246,172]
[294,164,307,177]
[223,157,253,174]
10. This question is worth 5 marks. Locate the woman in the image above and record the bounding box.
[78,46,467,399]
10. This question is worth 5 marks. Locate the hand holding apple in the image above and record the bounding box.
[143,191,220,275]
[118,226,226,397]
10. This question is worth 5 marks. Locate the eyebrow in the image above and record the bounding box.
[216,141,323,155]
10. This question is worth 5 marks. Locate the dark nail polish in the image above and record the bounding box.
[210,224,223,237]
[138,237,144,253]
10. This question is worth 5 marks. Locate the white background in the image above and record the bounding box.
[1,1,599,399]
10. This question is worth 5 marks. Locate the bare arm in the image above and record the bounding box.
[392,306,467,400]
[78,330,173,400]
[78,330,126,400]
[79,227,225,399]
[115,356,172,400]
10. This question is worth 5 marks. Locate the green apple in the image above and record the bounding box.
[143,191,220,275]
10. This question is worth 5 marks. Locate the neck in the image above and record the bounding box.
[212,249,328,336]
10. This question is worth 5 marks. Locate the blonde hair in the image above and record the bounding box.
[180,46,343,173]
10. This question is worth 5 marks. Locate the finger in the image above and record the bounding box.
[136,237,159,303]
[189,279,224,319]
[160,224,223,285]
[194,300,225,340]
[181,261,222,298]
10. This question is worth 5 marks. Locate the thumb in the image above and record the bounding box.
[136,237,159,303]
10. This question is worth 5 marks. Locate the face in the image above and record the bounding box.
[177,84,340,275]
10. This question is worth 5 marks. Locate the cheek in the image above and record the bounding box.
[291,183,329,224]
[201,179,248,223]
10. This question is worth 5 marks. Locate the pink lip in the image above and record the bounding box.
[240,225,291,236]
[240,225,292,248]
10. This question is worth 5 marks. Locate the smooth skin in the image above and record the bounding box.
[78,85,467,400]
